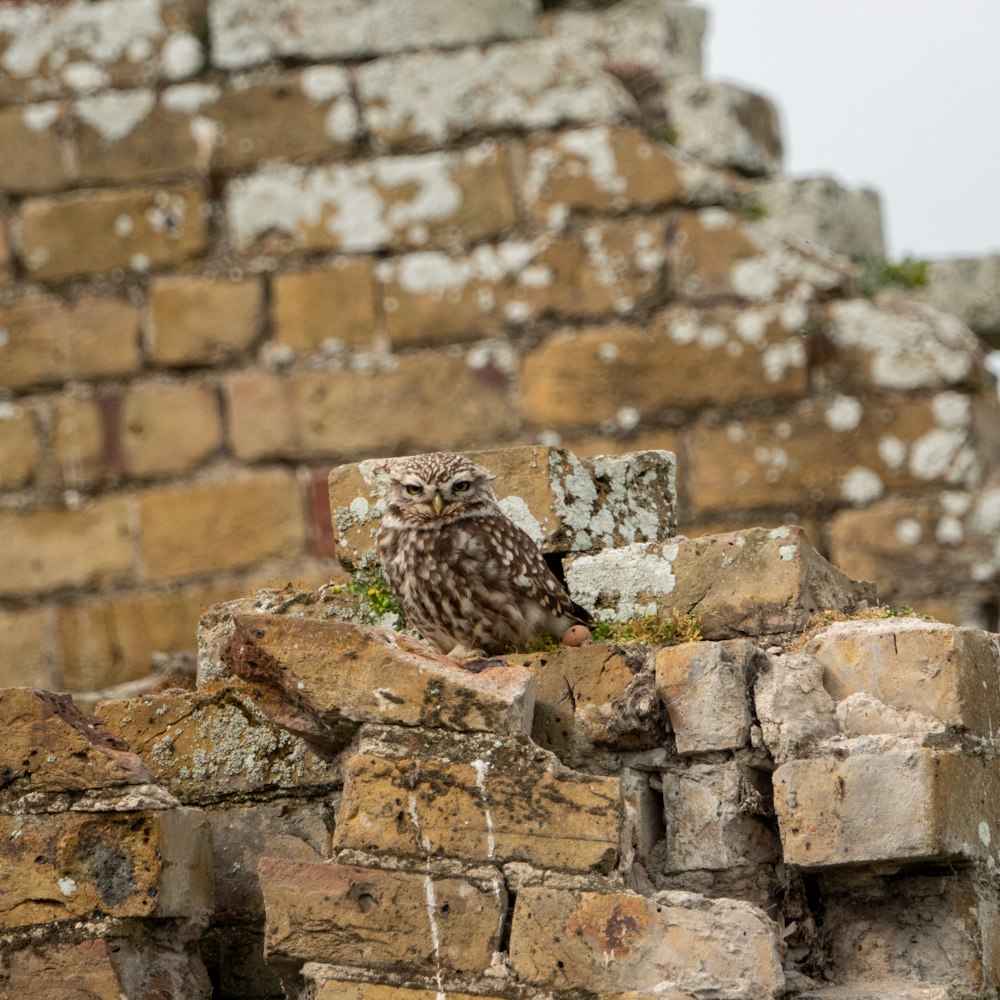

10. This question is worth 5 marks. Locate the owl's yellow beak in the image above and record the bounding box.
[432,492,445,516]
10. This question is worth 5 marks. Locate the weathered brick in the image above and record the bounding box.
[519,125,688,222]
[0,606,57,689]
[334,727,620,872]
[52,391,120,488]
[805,618,1000,737]
[0,495,135,598]
[508,885,783,996]
[668,209,851,304]
[357,40,633,149]
[685,396,967,515]
[0,0,206,101]
[521,303,808,429]
[0,808,212,927]
[312,984,500,1000]
[97,685,336,802]
[661,760,779,872]
[566,526,874,639]
[272,258,376,353]
[210,0,536,69]
[225,142,516,255]
[0,687,151,800]
[137,469,307,581]
[260,858,506,972]
[148,274,263,367]
[0,295,140,391]
[773,744,1000,868]
[0,222,11,284]
[225,354,518,463]
[18,182,208,281]
[656,640,757,753]
[198,612,535,739]
[0,104,70,193]
[330,445,676,571]
[0,401,40,489]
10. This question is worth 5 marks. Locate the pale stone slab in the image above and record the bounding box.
[925,254,1000,344]
[508,885,783,997]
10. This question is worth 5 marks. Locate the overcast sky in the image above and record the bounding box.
[704,1,1000,261]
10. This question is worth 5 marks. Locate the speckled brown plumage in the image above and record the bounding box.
[375,451,574,658]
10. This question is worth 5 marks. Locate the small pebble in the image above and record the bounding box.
[562,624,591,647]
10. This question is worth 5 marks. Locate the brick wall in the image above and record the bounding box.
[1,0,999,695]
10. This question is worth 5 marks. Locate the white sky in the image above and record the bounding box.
[703,1,1000,261]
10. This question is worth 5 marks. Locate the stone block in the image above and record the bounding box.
[664,78,783,176]
[97,685,337,802]
[137,469,307,581]
[668,210,851,305]
[0,401,40,489]
[356,39,633,149]
[210,0,536,68]
[333,726,620,872]
[329,445,676,570]
[0,295,140,391]
[0,807,212,927]
[312,983,505,1000]
[566,526,874,639]
[773,743,1000,868]
[656,640,757,753]
[0,495,135,598]
[925,254,1000,345]
[198,611,536,740]
[225,142,516,255]
[148,274,263,367]
[273,258,377,354]
[0,687,152,801]
[225,353,518,463]
[0,606,57,689]
[259,858,506,973]
[508,885,783,997]
[521,303,808,429]
[17,182,208,281]
[756,175,885,259]
[685,395,960,515]
[806,618,1000,738]
[518,124,688,223]
[0,104,70,193]
[0,0,205,101]
[660,760,780,872]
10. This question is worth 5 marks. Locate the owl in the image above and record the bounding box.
[375,451,577,659]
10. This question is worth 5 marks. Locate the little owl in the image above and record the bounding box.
[375,451,577,658]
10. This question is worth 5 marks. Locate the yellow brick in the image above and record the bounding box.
[18,183,208,281]
[0,402,40,489]
[0,295,140,390]
[0,606,57,688]
[148,274,263,366]
[0,104,69,193]
[52,393,114,488]
[138,470,307,581]
[0,495,135,598]
[273,259,376,353]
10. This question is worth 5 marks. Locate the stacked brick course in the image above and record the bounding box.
[1,0,998,697]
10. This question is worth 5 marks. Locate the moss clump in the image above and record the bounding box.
[517,614,704,654]
[859,255,928,297]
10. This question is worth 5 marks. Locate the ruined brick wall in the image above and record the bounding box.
[2,0,999,696]
[4,446,1000,999]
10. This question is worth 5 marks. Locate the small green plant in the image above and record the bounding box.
[859,255,928,297]
[742,199,768,220]
[590,613,703,646]
[346,564,407,627]
[653,123,678,146]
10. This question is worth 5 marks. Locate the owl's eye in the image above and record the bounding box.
[452,481,471,493]
[405,484,423,495]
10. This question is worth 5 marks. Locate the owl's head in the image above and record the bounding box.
[384,452,497,525]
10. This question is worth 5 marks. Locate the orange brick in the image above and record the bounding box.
[521,305,807,429]
[225,353,518,462]
[0,606,57,689]
[18,183,208,281]
[0,495,135,598]
[0,104,70,193]
[273,259,376,353]
[0,401,40,489]
[0,295,140,391]
[137,470,307,581]
[685,397,947,515]
[148,274,263,366]
[121,380,222,478]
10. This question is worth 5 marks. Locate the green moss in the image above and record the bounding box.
[859,255,928,297]
[590,613,703,646]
